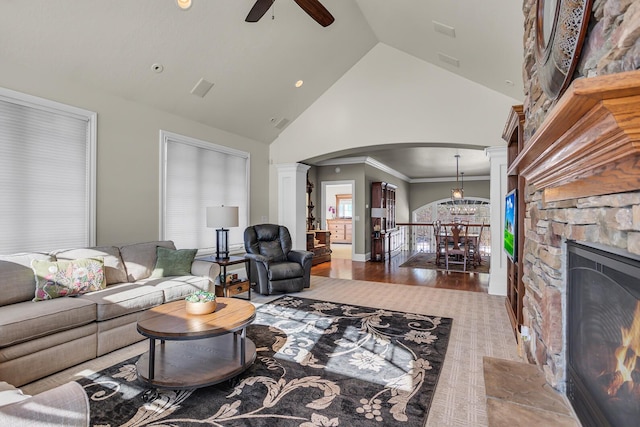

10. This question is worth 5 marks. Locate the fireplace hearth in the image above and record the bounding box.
[567,241,640,427]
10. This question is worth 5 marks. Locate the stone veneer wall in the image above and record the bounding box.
[520,0,640,389]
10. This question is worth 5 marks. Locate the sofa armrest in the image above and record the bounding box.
[0,381,89,427]
[191,260,221,285]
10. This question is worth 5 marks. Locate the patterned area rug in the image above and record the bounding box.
[399,252,490,274]
[78,296,452,426]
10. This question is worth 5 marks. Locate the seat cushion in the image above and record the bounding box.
[0,297,96,347]
[120,241,175,282]
[0,253,53,307]
[268,262,304,281]
[78,283,164,321]
[140,275,212,302]
[53,246,127,285]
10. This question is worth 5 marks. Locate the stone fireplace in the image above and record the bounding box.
[566,241,640,426]
[514,0,640,423]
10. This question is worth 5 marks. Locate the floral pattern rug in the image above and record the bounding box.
[79,296,452,426]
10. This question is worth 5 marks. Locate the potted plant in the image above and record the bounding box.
[184,290,217,315]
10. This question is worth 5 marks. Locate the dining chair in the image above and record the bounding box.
[445,223,470,271]
[433,220,445,266]
[468,221,485,268]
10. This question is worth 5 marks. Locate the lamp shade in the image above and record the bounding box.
[206,206,239,228]
[371,207,387,218]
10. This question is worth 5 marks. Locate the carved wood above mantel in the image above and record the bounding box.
[508,70,640,203]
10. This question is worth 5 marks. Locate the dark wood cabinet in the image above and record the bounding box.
[371,181,397,262]
[306,230,331,265]
[502,105,526,339]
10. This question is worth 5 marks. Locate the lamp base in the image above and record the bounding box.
[215,228,230,260]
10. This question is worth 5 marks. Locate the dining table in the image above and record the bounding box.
[438,223,482,267]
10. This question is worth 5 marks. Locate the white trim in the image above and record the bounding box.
[321,180,356,259]
[158,130,250,246]
[410,175,490,183]
[0,86,97,248]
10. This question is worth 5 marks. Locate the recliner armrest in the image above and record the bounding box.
[287,250,313,265]
[244,253,270,265]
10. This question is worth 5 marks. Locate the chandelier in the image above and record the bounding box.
[451,155,463,201]
[450,155,476,216]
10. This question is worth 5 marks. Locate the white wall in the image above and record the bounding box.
[0,61,270,247]
[270,43,520,163]
[268,43,520,220]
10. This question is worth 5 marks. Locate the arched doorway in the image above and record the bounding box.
[412,197,491,257]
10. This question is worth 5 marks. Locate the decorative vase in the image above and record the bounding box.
[185,300,217,315]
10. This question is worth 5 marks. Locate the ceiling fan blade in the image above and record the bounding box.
[245,0,274,23]
[293,0,335,27]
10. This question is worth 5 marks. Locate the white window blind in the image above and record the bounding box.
[0,88,96,254]
[160,131,249,252]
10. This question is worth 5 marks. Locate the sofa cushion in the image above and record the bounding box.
[120,241,176,282]
[150,247,198,278]
[140,275,212,303]
[32,258,106,301]
[0,253,53,307]
[0,297,96,347]
[78,283,164,321]
[52,246,127,285]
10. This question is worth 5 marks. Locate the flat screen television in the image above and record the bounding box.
[504,189,517,261]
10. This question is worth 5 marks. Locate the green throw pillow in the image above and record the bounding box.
[32,257,106,301]
[151,247,197,278]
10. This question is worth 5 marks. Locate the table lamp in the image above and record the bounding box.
[206,206,239,260]
[371,207,386,238]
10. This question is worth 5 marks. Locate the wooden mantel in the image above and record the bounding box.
[508,70,640,203]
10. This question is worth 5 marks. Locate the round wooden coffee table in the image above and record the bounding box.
[135,298,256,389]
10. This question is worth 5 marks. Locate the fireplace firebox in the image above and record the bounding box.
[567,241,640,427]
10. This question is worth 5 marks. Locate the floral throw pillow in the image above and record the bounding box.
[32,257,106,301]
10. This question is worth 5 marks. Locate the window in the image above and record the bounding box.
[0,88,96,254]
[336,194,352,218]
[160,131,249,253]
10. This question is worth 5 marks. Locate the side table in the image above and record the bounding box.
[197,255,252,300]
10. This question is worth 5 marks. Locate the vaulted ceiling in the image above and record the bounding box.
[0,0,524,178]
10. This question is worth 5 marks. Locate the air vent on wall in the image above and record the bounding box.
[438,52,460,68]
[432,21,456,38]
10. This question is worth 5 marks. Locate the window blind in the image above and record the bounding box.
[160,131,249,252]
[0,89,96,254]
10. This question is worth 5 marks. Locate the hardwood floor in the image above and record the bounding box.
[311,251,489,293]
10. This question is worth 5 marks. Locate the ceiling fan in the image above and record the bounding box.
[245,0,335,27]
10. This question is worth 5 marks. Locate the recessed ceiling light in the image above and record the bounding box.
[176,0,192,10]
[295,80,304,88]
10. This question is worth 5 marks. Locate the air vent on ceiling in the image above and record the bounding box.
[274,118,290,130]
[190,78,214,98]
[432,21,456,38]
[438,52,460,68]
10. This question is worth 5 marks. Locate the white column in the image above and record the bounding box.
[485,146,508,296]
[276,163,310,251]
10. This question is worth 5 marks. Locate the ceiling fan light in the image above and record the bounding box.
[176,0,192,10]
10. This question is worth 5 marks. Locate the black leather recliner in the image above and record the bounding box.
[243,224,313,295]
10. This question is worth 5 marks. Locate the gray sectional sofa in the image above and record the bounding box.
[0,240,220,387]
